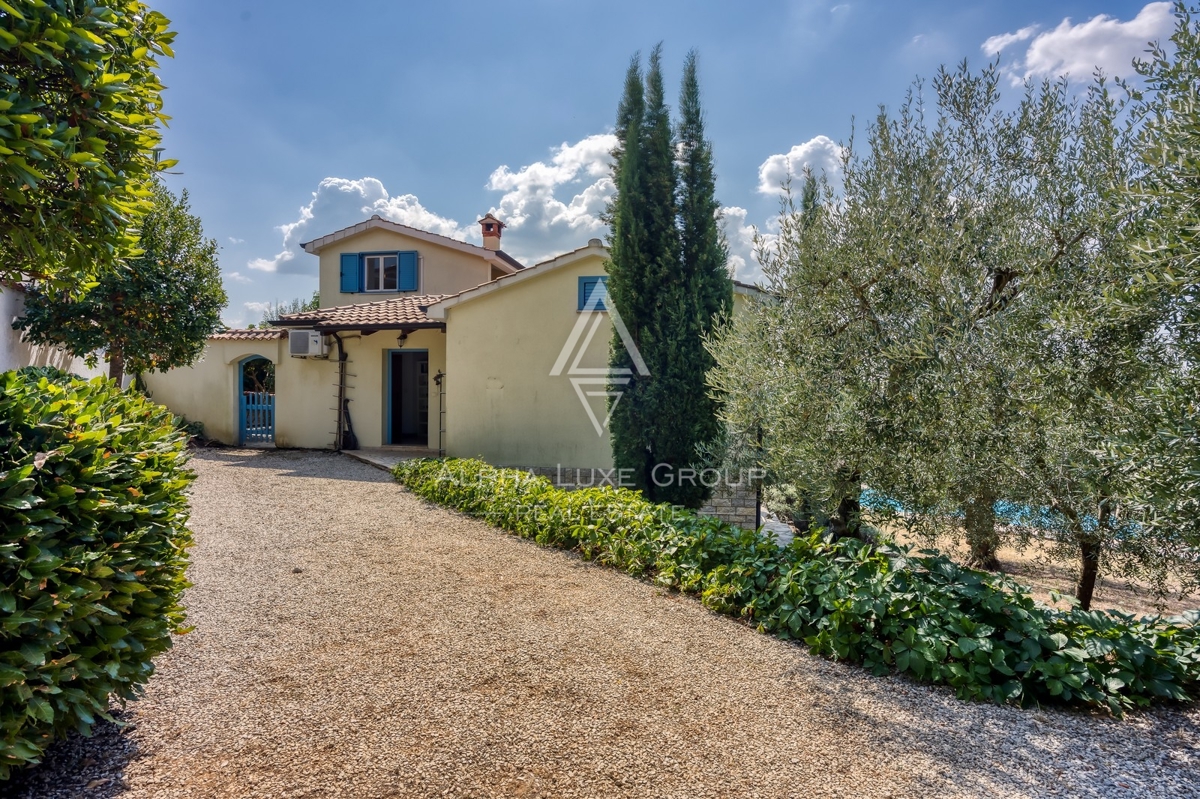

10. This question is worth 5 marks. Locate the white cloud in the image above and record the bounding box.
[485,134,618,264]
[720,206,759,282]
[985,3,1173,83]
[242,301,272,325]
[224,270,252,284]
[228,236,245,245]
[757,135,843,196]
[247,135,619,274]
[720,206,782,285]
[248,178,472,274]
[981,25,1039,56]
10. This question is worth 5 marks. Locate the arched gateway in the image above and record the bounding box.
[238,355,275,445]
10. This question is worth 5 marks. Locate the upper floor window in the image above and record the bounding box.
[365,254,398,292]
[340,251,419,293]
[578,276,608,311]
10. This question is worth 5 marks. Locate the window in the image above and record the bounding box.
[365,254,399,292]
[340,250,420,293]
[578,276,608,311]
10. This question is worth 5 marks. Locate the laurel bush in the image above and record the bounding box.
[395,457,1200,715]
[0,368,193,778]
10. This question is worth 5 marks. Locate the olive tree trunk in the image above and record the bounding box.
[963,488,1001,571]
[1074,500,1111,611]
[1075,539,1101,611]
[830,468,864,540]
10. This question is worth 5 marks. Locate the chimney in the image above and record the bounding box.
[478,213,505,251]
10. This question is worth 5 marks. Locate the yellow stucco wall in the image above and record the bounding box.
[440,258,761,470]
[270,350,333,449]
[316,228,494,307]
[332,328,446,451]
[144,330,446,450]
[143,339,284,445]
[441,248,615,469]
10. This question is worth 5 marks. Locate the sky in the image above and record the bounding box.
[150,1,1178,327]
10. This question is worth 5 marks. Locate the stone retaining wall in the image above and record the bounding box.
[698,481,759,530]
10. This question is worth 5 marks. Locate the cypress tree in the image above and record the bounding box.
[673,49,734,506]
[606,56,651,493]
[606,45,729,507]
[608,45,681,501]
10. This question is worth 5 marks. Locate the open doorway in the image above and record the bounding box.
[387,350,429,445]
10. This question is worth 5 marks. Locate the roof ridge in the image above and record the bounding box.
[278,293,451,320]
[301,216,507,260]
[210,328,287,341]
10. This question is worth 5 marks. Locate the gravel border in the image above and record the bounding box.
[11,449,1200,798]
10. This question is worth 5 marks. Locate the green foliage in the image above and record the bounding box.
[0,0,176,289]
[240,357,273,393]
[16,180,226,383]
[0,367,194,778]
[678,50,732,329]
[1115,3,1200,545]
[606,46,730,507]
[396,458,1200,715]
[707,60,1189,608]
[253,290,320,327]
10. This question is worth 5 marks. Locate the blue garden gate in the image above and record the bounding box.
[240,391,275,444]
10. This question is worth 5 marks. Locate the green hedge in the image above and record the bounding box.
[0,368,194,778]
[395,457,1200,715]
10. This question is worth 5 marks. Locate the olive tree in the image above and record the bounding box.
[1115,2,1200,566]
[709,65,1044,548]
[708,64,1184,609]
[1003,75,1174,608]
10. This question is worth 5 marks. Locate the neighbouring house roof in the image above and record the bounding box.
[272,294,450,332]
[493,250,525,271]
[732,279,770,301]
[299,215,524,274]
[210,329,287,341]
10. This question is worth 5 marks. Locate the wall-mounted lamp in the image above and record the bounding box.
[396,332,408,348]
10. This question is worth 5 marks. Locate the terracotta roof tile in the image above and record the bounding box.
[274,294,449,330]
[210,329,286,341]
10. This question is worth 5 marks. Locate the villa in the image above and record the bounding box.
[144,214,761,489]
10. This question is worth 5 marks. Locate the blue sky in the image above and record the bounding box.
[151,1,1174,326]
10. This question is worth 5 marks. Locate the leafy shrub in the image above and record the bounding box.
[0,368,194,778]
[395,457,1200,715]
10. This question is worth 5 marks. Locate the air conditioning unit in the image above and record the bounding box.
[288,329,327,358]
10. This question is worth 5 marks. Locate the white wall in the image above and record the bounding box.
[0,285,107,378]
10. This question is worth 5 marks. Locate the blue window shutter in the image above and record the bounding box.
[398,251,418,291]
[578,276,607,310]
[340,253,361,293]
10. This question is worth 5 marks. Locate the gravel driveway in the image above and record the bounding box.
[13,449,1200,798]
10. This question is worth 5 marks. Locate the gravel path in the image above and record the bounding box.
[13,449,1200,798]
